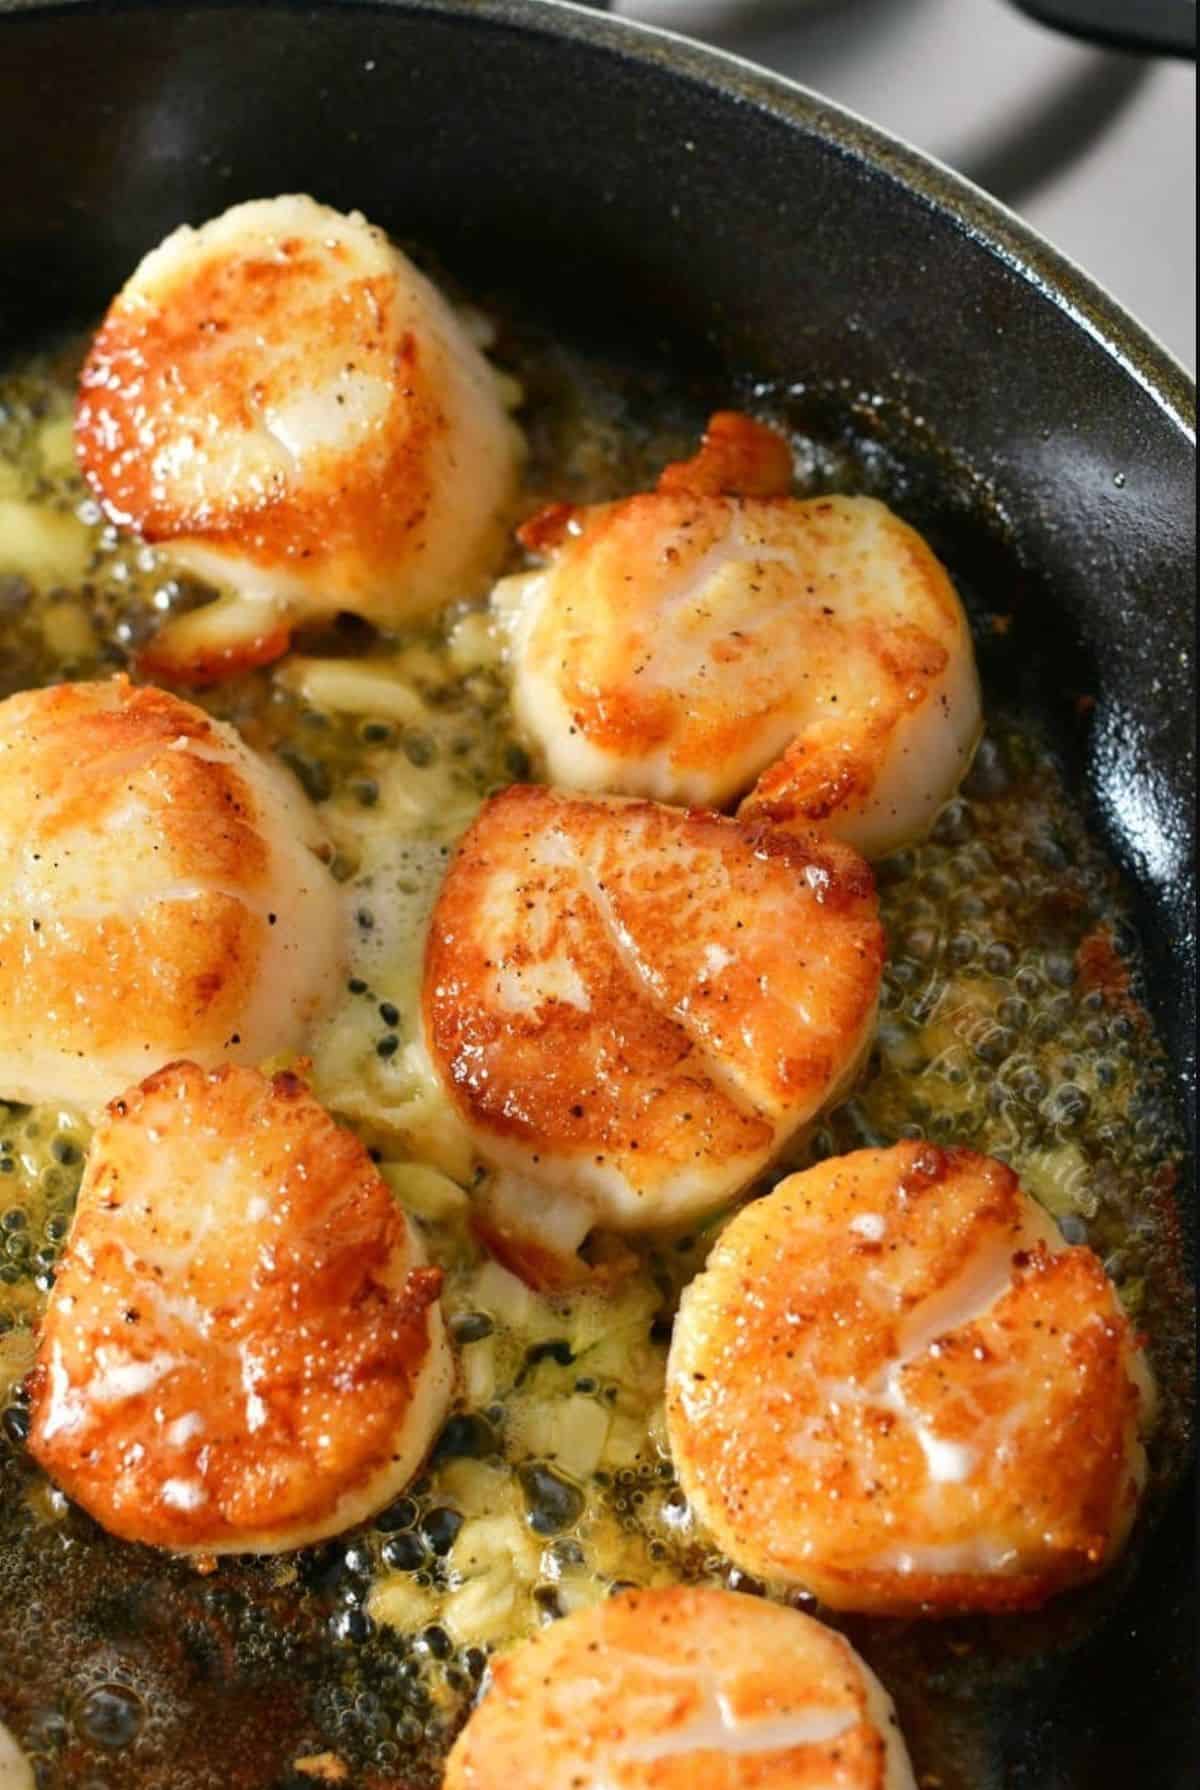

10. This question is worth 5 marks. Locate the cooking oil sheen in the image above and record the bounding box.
[0,325,1191,1790]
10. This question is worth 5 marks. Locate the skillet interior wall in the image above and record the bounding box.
[0,3,1194,1786]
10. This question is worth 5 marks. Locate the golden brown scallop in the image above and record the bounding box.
[443,1584,916,1790]
[27,1062,453,1553]
[667,1142,1154,1615]
[0,1724,34,1790]
[495,412,980,858]
[422,785,883,1282]
[76,195,523,683]
[0,676,341,1111]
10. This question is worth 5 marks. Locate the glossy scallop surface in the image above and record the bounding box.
[443,1584,916,1790]
[27,1062,453,1552]
[422,784,883,1281]
[76,194,523,682]
[0,676,341,1112]
[667,1142,1154,1613]
[495,412,980,858]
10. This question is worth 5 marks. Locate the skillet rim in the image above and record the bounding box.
[0,0,1194,432]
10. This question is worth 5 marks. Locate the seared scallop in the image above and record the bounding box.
[444,1584,916,1790]
[422,785,883,1281]
[27,1062,453,1552]
[0,677,341,1112]
[667,1142,1154,1614]
[495,411,980,858]
[76,195,523,682]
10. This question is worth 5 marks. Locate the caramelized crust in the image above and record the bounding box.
[423,786,882,1262]
[656,408,795,498]
[667,1143,1154,1614]
[444,1585,916,1790]
[496,417,980,857]
[28,1063,452,1552]
[137,604,294,690]
[76,195,523,680]
[0,676,341,1111]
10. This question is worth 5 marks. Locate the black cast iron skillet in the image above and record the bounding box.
[0,1,1194,1785]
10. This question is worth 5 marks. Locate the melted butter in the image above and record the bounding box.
[0,330,1191,1790]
